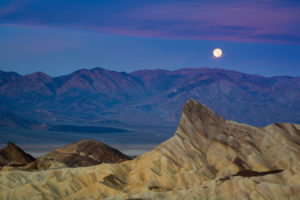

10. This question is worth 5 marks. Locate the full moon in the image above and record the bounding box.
[213,48,222,58]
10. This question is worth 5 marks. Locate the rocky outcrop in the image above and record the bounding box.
[0,142,35,168]
[38,139,131,168]
[0,100,300,199]
[0,139,131,171]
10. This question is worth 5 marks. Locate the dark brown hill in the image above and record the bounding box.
[39,139,131,167]
[0,142,35,167]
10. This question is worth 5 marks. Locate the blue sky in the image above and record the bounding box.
[0,0,300,76]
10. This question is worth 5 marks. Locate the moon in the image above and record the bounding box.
[213,48,222,58]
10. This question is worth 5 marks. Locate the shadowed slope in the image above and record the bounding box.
[20,139,131,171]
[0,142,35,167]
[39,139,131,167]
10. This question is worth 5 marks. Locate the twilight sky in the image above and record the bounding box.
[0,0,300,76]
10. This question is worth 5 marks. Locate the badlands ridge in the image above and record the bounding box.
[0,99,300,199]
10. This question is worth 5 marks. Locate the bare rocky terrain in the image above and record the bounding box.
[1,99,300,199]
[0,142,35,168]
[1,67,299,128]
[0,140,131,171]
[37,139,131,168]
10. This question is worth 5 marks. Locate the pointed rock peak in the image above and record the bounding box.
[178,99,225,139]
[5,142,28,154]
[7,141,17,148]
[4,142,33,158]
[0,142,35,167]
[182,99,224,123]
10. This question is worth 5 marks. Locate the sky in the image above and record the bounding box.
[0,0,300,77]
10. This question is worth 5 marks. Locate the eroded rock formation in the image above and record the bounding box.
[1,99,300,199]
[0,142,35,168]
[38,139,131,168]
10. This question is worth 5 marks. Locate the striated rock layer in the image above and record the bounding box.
[1,99,300,199]
[36,139,131,168]
[1,139,131,171]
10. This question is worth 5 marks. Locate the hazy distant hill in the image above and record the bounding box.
[0,67,299,126]
[0,111,49,129]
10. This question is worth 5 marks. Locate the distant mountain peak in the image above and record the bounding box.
[26,71,53,80]
[182,99,224,124]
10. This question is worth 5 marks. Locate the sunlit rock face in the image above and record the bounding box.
[1,99,300,199]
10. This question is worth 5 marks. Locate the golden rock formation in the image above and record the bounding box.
[1,99,300,199]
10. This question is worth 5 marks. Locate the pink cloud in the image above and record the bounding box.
[0,0,299,44]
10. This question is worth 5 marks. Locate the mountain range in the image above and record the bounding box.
[0,67,300,127]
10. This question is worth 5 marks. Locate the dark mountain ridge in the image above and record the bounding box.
[0,67,299,126]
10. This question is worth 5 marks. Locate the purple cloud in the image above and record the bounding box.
[0,0,299,44]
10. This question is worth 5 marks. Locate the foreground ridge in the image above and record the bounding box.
[1,99,300,199]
